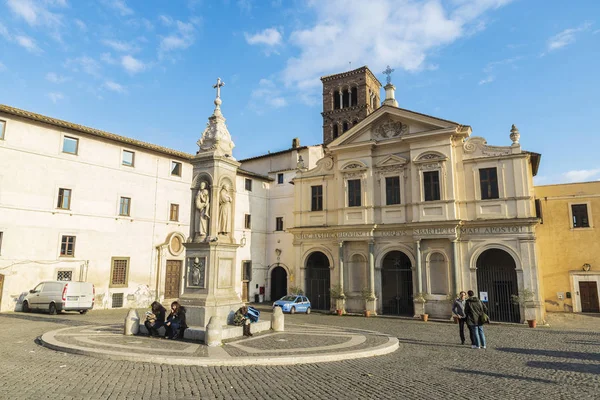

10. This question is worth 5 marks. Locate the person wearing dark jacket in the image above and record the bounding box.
[464,290,488,349]
[165,301,187,340]
[451,291,473,345]
[144,301,166,337]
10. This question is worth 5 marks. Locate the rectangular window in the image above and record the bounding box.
[348,179,362,207]
[110,257,129,287]
[60,235,76,257]
[277,173,284,184]
[242,261,252,281]
[0,231,3,255]
[245,214,252,229]
[171,161,182,177]
[0,120,5,140]
[572,204,590,228]
[535,199,543,224]
[170,204,179,221]
[385,176,401,205]
[62,136,79,155]
[311,185,323,211]
[275,217,284,231]
[479,167,499,200]
[57,188,72,209]
[119,197,131,216]
[423,171,440,201]
[57,271,72,281]
[245,178,253,191]
[112,293,124,308]
[122,150,135,167]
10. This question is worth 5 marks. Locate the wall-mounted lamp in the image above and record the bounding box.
[583,263,591,272]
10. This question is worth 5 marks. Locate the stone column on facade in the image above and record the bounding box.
[367,240,377,314]
[339,90,343,109]
[415,240,423,293]
[452,240,460,295]
[337,241,346,312]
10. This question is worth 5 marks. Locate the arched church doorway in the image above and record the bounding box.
[270,266,287,301]
[476,249,520,323]
[381,251,413,315]
[305,252,330,310]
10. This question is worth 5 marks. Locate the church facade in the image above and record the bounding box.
[0,66,544,323]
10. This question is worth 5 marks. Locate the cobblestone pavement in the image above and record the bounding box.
[1,309,599,399]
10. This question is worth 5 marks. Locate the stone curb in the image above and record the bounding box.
[40,326,399,367]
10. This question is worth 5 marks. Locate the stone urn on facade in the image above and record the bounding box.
[511,288,537,328]
[330,284,345,316]
[414,293,428,321]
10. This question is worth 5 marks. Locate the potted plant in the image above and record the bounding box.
[446,293,461,323]
[360,287,375,317]
[330,284,345,316]
[511,288,537,328]
[414,292,428,321]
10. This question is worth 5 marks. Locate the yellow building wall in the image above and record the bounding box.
[535,182,600,312]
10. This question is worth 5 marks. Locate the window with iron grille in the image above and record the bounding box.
[110,257,129,287]
[423,171,440,201]
[119,197,131,216]
[479,167,499,200]
[572,204,590,228]
[245,178,252,191]
[57,271,72,281]
[242,261,252,281]
[311,185,323,211]
[277,173,284,184]
[112,293,124,308]
[275,217,284,231]
[60,236,76,257]
[385,176,401,205]
[171,161,182,177]
[57,188,72,209]
[170,203,179,221]
[348,179,361,207]
[244,214,251,229]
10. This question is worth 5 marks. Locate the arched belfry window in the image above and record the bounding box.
[333,91,340,110]
[351,87,358,106]
[342,89,350,108]
[342,121,349,133]
[353,119,358,126]
[333,124,339,139]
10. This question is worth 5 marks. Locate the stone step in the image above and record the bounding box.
[139,320,272,342]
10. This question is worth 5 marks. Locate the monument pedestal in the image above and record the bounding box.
[180,241,242,328]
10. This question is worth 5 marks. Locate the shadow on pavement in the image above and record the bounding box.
[526,361,600,374]
[566,340,600,346]
[397,337,463,348]
[446,368,556,384]
[0,313,91,326]
[496,347,600,362]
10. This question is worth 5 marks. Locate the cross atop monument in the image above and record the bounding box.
[382,65,394,85]
[213,77,225,99]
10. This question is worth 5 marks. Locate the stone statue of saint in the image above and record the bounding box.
[195,181,210,237]
[218,184,232,235]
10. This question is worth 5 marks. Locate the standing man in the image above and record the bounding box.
[465,290,488,349]
[452,291,471,345]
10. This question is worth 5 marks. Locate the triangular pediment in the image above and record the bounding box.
[328,105,462,148]
[375,154,408,168]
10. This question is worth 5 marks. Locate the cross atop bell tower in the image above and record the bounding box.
[320,66,382,145]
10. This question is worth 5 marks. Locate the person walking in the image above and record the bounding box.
[465,290,488,349]
[452,291,472,345]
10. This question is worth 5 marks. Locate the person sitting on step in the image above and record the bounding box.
[165,301,187,340]
[233,305,252,337]
[144,301,166,337]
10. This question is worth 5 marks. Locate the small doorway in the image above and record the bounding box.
[164,260,182,299]
[476,249,520,323]
[579,281,600,313]
[271,266,287,301]
[305,252,331,310]
[381,251,413,316]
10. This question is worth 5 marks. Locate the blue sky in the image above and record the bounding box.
[0,0,598,184]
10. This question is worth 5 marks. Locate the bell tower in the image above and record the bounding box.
[321,66,382,145]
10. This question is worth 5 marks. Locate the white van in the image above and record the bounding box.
[22,281,95,314]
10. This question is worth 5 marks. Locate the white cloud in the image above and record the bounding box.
[0,23,11,40]
[74,19,87,31]
[121,55,146,74]
[6,0,64,40]
[479,56,522,84]
[0,61,6,72]
[546,22,592,52]
[101,39,139,53]
[562,169,600,183]
[100,52,118,65]
[158,20,196,56]
[478,76,495,85]
[104,80,126,93]
[65,56,101,77]
[245,28,283,46]
[15,35,43,54]
[159,15,174,26]
[47,92,64,103]
[102,0,134,16]
[46,72,69,83]
[281,0,515,98]
[250,78,288,113]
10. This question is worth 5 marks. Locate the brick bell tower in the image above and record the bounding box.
[321,66,382,145]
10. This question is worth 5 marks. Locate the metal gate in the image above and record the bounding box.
[476,249,520,323]
[381,251,413,316]
[305,252,330,310]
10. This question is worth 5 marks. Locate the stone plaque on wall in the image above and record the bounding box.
[187,256,206,288]
[217,258,233,289]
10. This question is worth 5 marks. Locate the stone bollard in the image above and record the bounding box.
[271,306,284,332]
[205,316,222,347]
[124,309,140,335]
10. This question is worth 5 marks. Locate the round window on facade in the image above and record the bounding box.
[169,234,183,255]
